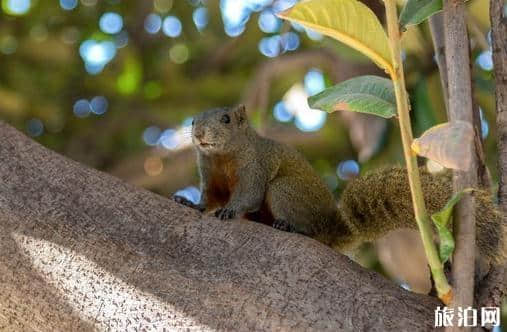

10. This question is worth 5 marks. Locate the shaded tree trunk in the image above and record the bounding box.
[476,0,507,312]
[0,121,440,331]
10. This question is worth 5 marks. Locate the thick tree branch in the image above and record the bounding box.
[0,121,441,330]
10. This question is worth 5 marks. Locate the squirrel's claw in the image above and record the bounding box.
[215,208,236,220]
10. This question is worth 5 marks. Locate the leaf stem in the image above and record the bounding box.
[384,0,452,302]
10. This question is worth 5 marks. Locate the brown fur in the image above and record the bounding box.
[184,106,506,273]
[337,167,507,267]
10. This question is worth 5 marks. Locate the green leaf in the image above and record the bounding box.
[399,0,443,28]
[431,189,472,263]
[277,0,394,77]
[308,75,396,118]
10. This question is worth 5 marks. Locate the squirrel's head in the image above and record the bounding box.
[192,105,249,154]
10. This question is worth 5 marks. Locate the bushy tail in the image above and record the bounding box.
[332,167,507,267]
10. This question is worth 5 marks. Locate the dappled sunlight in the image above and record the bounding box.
[11,232,211,331]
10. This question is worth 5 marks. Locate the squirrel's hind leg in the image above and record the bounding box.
[265,176,319,236]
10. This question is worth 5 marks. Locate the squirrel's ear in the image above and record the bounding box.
[234,104,247,124]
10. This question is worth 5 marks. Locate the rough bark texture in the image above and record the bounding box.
[0,121,440,331]
[443,1,478,328]
[491,0,507,209]
[479,0,507,312]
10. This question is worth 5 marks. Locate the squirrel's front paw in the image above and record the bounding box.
[173,195,204,212]
[215,208,236,220]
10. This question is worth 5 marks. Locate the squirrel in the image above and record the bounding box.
[174,105,507,271]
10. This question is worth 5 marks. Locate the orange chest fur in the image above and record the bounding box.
[208,155,239,196]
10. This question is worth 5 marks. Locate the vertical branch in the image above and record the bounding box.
[443,0,478,325]
[429,13,450,112]
[385,0,452,303]
[491,0,507,210]
[475,0,507,311]
[429,14,491,189]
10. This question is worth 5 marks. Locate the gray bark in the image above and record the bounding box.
[477,0,507,312]
[429,13,450,112]
[491,0,507,209]
[0,121,440,331]
[443,1,478,329]
[429,13,490,189]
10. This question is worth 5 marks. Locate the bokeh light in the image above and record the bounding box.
[259,35,282,57]
[336,160,360,180]
[305,28,324,41]
[73,99,92,118]
[79,39,117,74]
[162,16,183,38]
[59,0,78,10]
[258,9,280,33]
[99,12,124,35]
[193,7,208,31]
[224,25,246,37]
[281,31,300,51]
[174,186,201,204]
[283,84,327,132]
[145,13,162,34]
[294,107,326,132]
[154,0,173,13]
[273,101,293,122]
[480,108,489,140]
[159,129,180,149]
[26,118,44,137]
[143,126,162,146]
[220,0,249,28]
[114,30,129,48]
[90,96,108,115]
[169,44,189,64]
[272,0,297,12]
[144,156,164,176]
[304,69,325,96]
[476,50,493,71]
[2,0,31,16]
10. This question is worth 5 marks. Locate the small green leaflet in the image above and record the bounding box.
[308,75,396,119]
[431,189,473,263]
[399,0,443,29]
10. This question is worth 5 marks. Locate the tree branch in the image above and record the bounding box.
[0,121,440,330]
[429,13,490,189]
[477,0,507,311]
[443,0,479,325]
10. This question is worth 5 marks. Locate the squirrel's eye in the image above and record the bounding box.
[191,119,195,126]
[221,114,231,124]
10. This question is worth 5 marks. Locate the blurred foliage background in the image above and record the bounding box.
[0,0,499,293]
